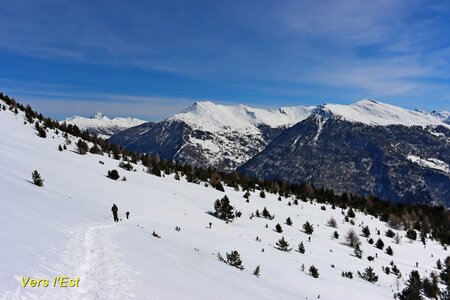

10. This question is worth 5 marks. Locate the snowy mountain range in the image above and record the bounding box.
[1,100,449,300]
[110,101,315,170]
[110,99,450,205]
[62,112,146,138]
[239,100,450,206]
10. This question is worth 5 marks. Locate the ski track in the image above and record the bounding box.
[1,222,133,300]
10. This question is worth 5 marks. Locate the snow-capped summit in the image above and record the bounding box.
[170,101,315,133]
[63,113,146,138]
[316,99,449,128]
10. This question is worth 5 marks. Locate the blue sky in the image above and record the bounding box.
[1,0,450,120]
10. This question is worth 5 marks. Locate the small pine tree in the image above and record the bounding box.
[406,229,417,240]
[253,265,260,277]
[354,244,363,259]
[327,216,337,228]
[437,259,442,270]
[259,190,266,198]
[398,270,422,300]
[303,221,314,235]
[309,265,319,278]
[58,144,63,151]
[385,229,396,238]
[243,190,250,199]
[342,271,353,279]
[31,170,44,187]
[298,242,305,254]
[345,229,361,248]
[333,231,339,239]
[107,169,120,180]
[262,207,271,219]
[35,122,47,138]
[286,217,293,226]
[362,225,371,237]
[225,250,244,270]
[358,266,378,283]
[347,207,356,218]
[375,238,384,250]
[76,139,89,155]
[275,223,283,233]
[213,195,235,221]
[386,246,393,256]
[276,236,292,252]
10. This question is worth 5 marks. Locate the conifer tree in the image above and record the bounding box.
[76,139,89,155]
[213,195,235,221]
[362,225,371,237]
[398,270,422,300]
[303,221,314,234]
[309,265,319,278]
[345,229,361,248]
[276,237,292,252]
[375,238,384,250]
[354,244,362,258]
[31,170,44,187]
[298,242,305,254]
[358,266,378,283]
[286,217,293,226]
[253,265,260,277]
[275,223,283,233]
[386,246,393,256]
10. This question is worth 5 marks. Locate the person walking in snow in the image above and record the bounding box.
[112,204,119,222]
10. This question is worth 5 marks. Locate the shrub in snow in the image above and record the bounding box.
[213,195,235,222]
[375,238,385,250]
[286,217,293,226]
[397,270,422,300]
[259,190,265,198]
[107,169,120,180]
[303,221,314,235]
[358,266,378,283]
[327,217,337,228]
[385,229,396,238]
[76,139,89,155]
[362,225,371,237]
[119,161,133,171]
[354,244,363,259]
[275,223,283,233]
[35,122,46,138]
[253,265,260,277]
[406,229,417,240]
[386,246,393,256]
[262,207,272,219]
[342,271,353,279]
[89,144,101,154]
[152,231,161,238]
[345,229,361,248]
[347,207,356,218]
[31,170,44,187]
[309,265,319,278]
[333,231,339,239]
[276,237,292,252]
[218,251,244,270]
[297,242,305,254]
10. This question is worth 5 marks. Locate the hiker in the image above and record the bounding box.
[126,211,130,219]
[112,204,119,222]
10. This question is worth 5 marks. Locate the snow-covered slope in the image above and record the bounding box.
[321,99,449,128]
[1,101,449,300]
[63,112,146,138]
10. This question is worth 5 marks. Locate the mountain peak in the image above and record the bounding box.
[91,111,108,120]
[319,99,449,127]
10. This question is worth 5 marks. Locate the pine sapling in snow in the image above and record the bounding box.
[31,170,44,187]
